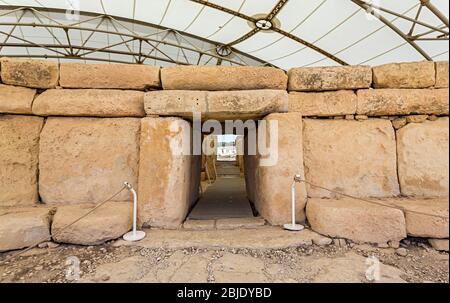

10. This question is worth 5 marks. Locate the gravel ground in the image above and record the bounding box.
[0,238,448,283]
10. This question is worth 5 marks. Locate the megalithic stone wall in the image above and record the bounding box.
[0,57,449,247]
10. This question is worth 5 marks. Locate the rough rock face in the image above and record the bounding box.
[51,202,132,245]
[289,90,357,116]
[254,113,307,225]
[138,117,196,228]
[303,119,400,198]
[385,198,449,238]
[145,90,288,120]
[0,115,44,206]
[429,239,449,252]
[0,207,53,252]
[0,84,36,114]
[0,58,59,89]
[435,61,449,88]
[287,65,372,91]
[357,89,449,116]
[397,118,449,197]
[306,198,407,244]
[59,63,161,90]
[161,66,288,91]
[372,61,435,89]
[33,89,145,117]
[39,117,140,204]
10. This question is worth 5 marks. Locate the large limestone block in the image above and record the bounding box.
[0,207,53,252]
[306,198,407,244]
[0,84,36,114]
[145,90,207,117]
[254,113,307,225]
[138,117,194,228]
[303,119,399,198]
[397,118,449,197]
[161,66,287,91]
[289,90,357,116]
[287,65,372,92]
[385,198,449,238]
[0,115,44,206]
[429,239,449,252]
[33,89,145,117]
[372,61,435,89]
[51,202,132,245]
[59,63,161,90]
[206,90,288,120]
[39,117,140,204]
[0,58,59,89]
[435,61,449,88]
[357,89,449,116]
[145,90,287,120]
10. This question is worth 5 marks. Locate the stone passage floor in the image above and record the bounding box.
[189,161,252,220]
[0,230,448,283]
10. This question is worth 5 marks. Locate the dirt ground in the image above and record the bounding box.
[0,238,448,283]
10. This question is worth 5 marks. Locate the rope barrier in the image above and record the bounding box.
[0,184,127,265]
[299,179,449,220]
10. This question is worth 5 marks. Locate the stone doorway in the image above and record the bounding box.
[137,109,306,230]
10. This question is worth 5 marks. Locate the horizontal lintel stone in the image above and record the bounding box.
[0,57,59,89]
[161,66,288,91]
[59,63,161,90]
[288,90,357,116]
[287,65,372,92]
[357,88,449,116]
[0,84,36,114]
[144,90,288,120]
[32,89,145,117]
[372,61,435,89]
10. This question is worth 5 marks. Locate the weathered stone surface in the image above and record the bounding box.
[183,219,215,230]
[51,202,132,245]
[254,113,307,225]
[216,217,266,230]
[161,66,287,91]
[392,117,407,130]
[289,90,357,116]
[0,84,36,114]
[435,61,449,88]
[429,239,449,252]
[138,117,196,228]
[144,90,207,117]
[59,63,160,90]
[303,119,399,198]
[385,198,449,238]
[0,115,44,206]
[0,207,53,252]
[406,115,428,123]
[357,89,449,116]
[207,90,288,120]
[0,58,59,89]
[32,89,145,117]
[145,90,288,120]
[39,117,140,204]
[397,118,449,197]
[373,61,435,89]
[306,198,407,244]
[288,65,372,92]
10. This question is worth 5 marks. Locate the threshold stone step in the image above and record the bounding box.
[183,217,266,230]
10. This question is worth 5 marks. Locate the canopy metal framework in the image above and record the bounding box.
[0,0,448,69]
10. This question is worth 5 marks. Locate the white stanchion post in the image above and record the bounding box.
[283,175,305,231]
[123,182,146,242]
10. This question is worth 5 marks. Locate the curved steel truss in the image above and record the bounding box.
[0,6,270,67]
[0,1,448,68]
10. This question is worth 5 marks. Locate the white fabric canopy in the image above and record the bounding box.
[0,0,448,69]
